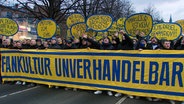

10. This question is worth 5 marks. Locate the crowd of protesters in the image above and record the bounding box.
[1,30,184,104]
[1,30,184,50]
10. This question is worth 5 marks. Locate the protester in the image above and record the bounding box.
[43,41,49,49]
[79,36,89,49]
[118,30,134,50]
[174,36,184,50]
[136,38,148,50]
[16,41,22,49]
[160,39,173,50]
[36,39,44,49]
[147,36,160,50]
[22,39,28,49]
[29,39,37,49]
[63,39,74,49]
[56,37,64,49]
[132,38,138,50]
[2,39,12,48]
[111,32,120,49]
[49,38,61,49]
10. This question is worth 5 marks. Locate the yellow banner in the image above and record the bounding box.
[1,49,184,101]
[150,23,182,40]
[37,19,57,38]
[0,18,18,36]
[117,17,126,30]
[125,13,153,37]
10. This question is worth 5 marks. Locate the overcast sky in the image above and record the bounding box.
[131,0,184,22]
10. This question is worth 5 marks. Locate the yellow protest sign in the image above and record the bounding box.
[71,22,87,39]
[86,30,96,37]
[117,17,126,30]
[95,34,104,41]
[125,13,153,37]
[108,22,118,35]
[176,20,184,34]
[66,14,85,28]
[66,29,71,38]
[95,32,108,41]
[86,15,113,32]
[37,19,57,39]
[108,22,117,32]
[150,23,182,40]
[0,18,18,36]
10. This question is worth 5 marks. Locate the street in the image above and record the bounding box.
[0,82,181,104]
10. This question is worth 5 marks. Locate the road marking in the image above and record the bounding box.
[0,86,40,99]
[115,96,127,104]
[9,86,40,95]
[0,95,8,99]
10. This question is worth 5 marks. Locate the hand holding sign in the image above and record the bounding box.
[37,19,57,39]
[0,18,18,36]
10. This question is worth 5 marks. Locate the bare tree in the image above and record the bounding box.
[71,0,135,20]
[16,0,80,24]
[143,4,163,23]
[70,0,104,18]
[101,0,135,20]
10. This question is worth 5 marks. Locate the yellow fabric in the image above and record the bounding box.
[1,48,184,101]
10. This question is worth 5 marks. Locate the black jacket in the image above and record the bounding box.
[118,34,134,50]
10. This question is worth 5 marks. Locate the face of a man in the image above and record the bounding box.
[17,42,22,48]
[151,37,158,44]
[43,42,49,48]
[103,38,109,44]
[163,41,171,49]
[30,40,36,46]
[82,40,87,45]
[26,39,31,44]
[22,40,27,44]
[37,41,42,46]
[57,39,62,44]
[2,39,10,45]
[51,39,56,44]
[57,38,62,43]
[13,42,17,47]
